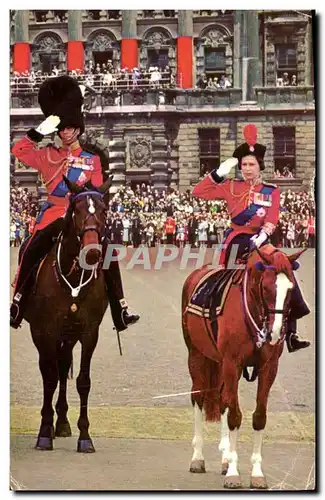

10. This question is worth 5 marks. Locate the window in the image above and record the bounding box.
[273,127,296,178]
[35,10,48,22]
[204,48,227,84]
[40,54,60,74]
[198,129,220,177]
[148,49,169,70]
[88,10,101,20]
[275,44,297,84]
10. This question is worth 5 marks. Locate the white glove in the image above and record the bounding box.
[216,158,238,177]
[250,230,268,248]
[35,115,60,136]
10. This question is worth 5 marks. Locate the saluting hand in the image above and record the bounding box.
[36,115,60,136]
[216,158,238,177]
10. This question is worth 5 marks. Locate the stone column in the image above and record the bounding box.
[305,19,313,85]
[177,10,193,88]
[241,10,262,101]
[233,10,242,88]
[13,10,30,73]
[121,11,138,70]
[67,10,84,71]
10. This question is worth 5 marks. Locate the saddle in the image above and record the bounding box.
[186,267,245,340]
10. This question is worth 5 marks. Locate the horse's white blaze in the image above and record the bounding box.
[88,197,95,214]
[226,429,239,477]
[191,403,204,461]
[218,410,230,464]
[251,430,264,477]
[271,273,293,342]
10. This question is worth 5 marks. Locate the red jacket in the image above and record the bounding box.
[12,136,103,232]
[164,217,176,235]
[192,173,280,265]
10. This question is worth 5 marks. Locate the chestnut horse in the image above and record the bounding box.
[24,177,110,453]
[182,245,305,489]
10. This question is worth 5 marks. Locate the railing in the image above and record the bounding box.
[254,86,315,108]
[10,71,176,94]
[10,86,242,110]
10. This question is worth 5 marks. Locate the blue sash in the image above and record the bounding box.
[51,151,94,198]
[231,185,274,226]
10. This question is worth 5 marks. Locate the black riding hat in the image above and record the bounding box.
[233,124,266,171]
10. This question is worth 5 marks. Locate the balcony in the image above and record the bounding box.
[254,86,315,109]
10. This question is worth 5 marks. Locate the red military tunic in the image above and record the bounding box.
[192,173,280,265]
[12,136,103,233]
[164,216,176,235]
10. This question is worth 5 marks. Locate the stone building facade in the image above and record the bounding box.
[10,10,315,193]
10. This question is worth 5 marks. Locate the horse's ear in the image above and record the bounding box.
[287,248,307,265]
[98,176,112,194]
[98,176,113,205]
[63,175,83,194]
[255,261,265,272]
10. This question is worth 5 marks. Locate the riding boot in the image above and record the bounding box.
[10,218,64,329]
[285,277,311,353]
[103,250,139,332]
[286,316,311,353]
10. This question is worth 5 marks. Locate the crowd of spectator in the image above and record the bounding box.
[196,73,232,90]
[10,182,315,249]
[10,62,177,94]
[10,182,38,247]
[105,184,315,249]
[276,72,297,87]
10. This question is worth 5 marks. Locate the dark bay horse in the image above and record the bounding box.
[182,245,305,489]
[23,177,111,453]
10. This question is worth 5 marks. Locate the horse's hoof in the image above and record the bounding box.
[35,436,53,451]
[250,476,268,490]
[224,475,242,489]
[221,461,229,475]
[77,439,96,453]
[55,421,72,438]
[189,459,206,473]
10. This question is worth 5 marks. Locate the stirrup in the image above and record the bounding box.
[286,332,311,353]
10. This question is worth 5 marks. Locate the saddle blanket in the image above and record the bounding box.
[186,268,244,319]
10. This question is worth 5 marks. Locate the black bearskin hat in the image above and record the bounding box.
[38,76,85,135]
[233,124,266,171]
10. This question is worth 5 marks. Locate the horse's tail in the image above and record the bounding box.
[203,356,222,422]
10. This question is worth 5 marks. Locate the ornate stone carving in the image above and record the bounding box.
[279,91,291,103]
[201,29,226,47]
[18,96,34,108]
[129,137,152,168]
[93,34,112,51]
[38,36,59,51]
[144,30,170,47]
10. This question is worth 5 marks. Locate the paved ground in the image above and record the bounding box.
[10,247,316,491]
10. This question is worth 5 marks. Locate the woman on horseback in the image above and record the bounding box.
[192,124,310,353]
[10,75,139,332]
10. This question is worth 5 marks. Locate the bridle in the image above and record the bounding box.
[54,190,107,298]
[243,248,291,348]
[70,191,107,242]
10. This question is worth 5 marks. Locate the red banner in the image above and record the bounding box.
[13,43,30,73]
[67,41,84,71]
[177,37,193,89]
[121,39,138,70]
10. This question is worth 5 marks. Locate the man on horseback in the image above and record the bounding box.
[10,75,140,332]
[192,124,310,353]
